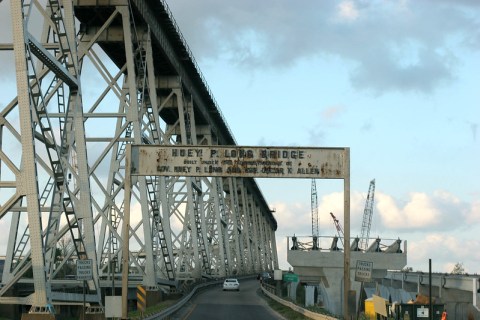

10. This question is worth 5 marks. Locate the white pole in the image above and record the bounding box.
[122,145,132,319]
[343,148,351,319]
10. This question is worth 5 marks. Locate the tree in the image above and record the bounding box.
[450,262,465,275]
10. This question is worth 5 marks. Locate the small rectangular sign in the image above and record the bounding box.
[372,294,387,317]
[130,145,347,179]
[417,306,429,318]
[355,260,373,282]
[105,296,122,318]
[283,273,299,282]
[76,259,93,281]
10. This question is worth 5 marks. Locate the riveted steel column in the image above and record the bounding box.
[10,0,47,308]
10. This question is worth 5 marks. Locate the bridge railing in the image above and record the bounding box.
[287,235,405,253]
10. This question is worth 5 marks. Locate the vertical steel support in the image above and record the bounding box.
[228,178,244,273]
[270,228,279,270]
[212,178,228,277]
[248,195,261,272]
[176,90,202,277]
[239,180,253,273]
[63,0,102,299]
[118,5,156,287]
[10,0,48,308]
[257,211,267,270]
[343,148,351,320]
[122,145,132,320]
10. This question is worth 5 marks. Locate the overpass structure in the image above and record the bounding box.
[384,271,480,319]
[287,235,480,319]
[0,0,278,316]
[287,235,407,316]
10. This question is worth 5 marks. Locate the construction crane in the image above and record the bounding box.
[359,179,376,251]
[330,212,344,246]
[311,179,319,249]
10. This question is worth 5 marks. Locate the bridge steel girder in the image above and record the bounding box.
[0,0,277,311]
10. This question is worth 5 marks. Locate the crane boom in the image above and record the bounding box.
[360,179,376,251]
[330,212,344,245]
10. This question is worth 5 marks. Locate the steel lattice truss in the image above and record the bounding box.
[0,0,278,311]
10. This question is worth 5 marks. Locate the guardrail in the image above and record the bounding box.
[260,283,338,320]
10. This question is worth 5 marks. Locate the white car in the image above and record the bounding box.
[223,278,240,291]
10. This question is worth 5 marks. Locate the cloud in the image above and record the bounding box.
[467,200,480,223]
[376,190,471,231]
[273,189,479,272]
[165,0,479,94]
[321,105,345,121]
[408,233,480,273]
[336,1,360,22]
[306,105,347,145]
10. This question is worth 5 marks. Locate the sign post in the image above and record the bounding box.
[126,145,351,319]
[77,259,93,320]
[355,260,373,318]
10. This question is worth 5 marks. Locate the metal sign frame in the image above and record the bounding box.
[130,145,346,179]
[122,144,351,319]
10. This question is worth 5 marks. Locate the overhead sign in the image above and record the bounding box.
[130,145,347,179]
[76,259,93,281]
[355,260,373,282]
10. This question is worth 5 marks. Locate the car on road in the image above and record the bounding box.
[257,272,271,283]
[223,278,240,291]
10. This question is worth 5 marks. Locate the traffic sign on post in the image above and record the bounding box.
[76,259,93,281]
[355,260,373,282]
[283,273,299,282]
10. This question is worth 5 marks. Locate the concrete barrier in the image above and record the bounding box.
[260,284,339,320]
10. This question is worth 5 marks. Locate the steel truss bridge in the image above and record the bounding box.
[0,0,278,313]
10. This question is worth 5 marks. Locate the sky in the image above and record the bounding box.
[0,1,479,275]
[162,0,480,274]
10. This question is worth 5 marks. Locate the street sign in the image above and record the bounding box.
[283,273,299,282]
[76,259,93,281]
[355,260,373,282]
[130,145,347,179]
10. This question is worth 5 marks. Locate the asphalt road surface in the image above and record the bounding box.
[172,278,285,320]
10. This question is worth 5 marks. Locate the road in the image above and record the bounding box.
[172,278,285,320]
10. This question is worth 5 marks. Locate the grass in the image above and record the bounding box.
[128,299,178,319]
[261,295,311,320]
[258,288,340,320]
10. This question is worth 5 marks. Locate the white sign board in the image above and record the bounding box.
[372,294,387,317]
[130,145,347,179]
[417,306,429,318]
[105,296,122,318]
[355,260,373,282]
[76,259,93,281]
